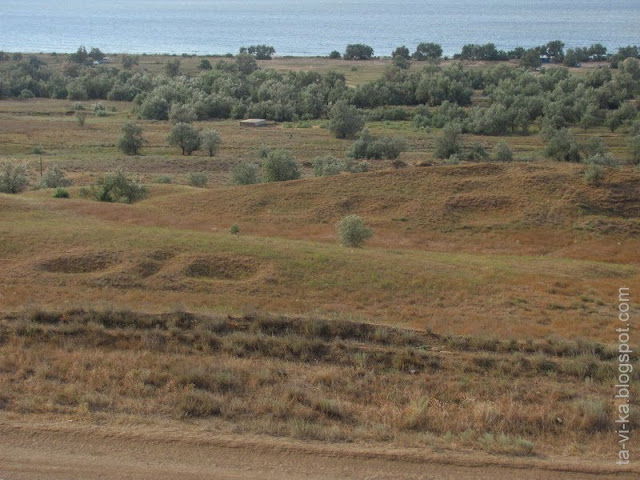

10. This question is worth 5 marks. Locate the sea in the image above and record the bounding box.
[1,0,638,57]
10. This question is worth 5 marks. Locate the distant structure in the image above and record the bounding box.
[240,119,268,127]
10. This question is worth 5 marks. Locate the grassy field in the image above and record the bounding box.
[0,56,638,465]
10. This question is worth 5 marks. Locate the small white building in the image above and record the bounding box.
[240,119,268,127]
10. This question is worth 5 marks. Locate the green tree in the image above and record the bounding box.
[563,49,579,67]
[413,42,442,61]
[165,59,181,77]
[434,123,463,159]
[200,129,222,157]
[262,149,300,182]
[235,54,258,75]
[520,49,541,69]
[392,46,411,60]
[168,122,201,155]
[329,50,341,59]
[230,162,260,185]
[492,141,513,162]
[543,129,581,162]
[240,45,276,60]
[0,161,29,193]
[95,169,147,203]
[117,122,145,155]
[629,135,640,164]
[169,103,197,124]
[328,101,364,139]
[198,59,212,70]
[336,215,372,248]
[344,44,374,60]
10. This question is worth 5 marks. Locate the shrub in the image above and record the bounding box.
[230,224,240,235]
[177,390,222,418]
[348,128,406,160]
[544,129,581,162]
[492,141,513,162]
[584,153,619,167]
[94,169,148,204]
[53,187,70,198]
[328,101,364,139]
[117,122,145,155]
[169,103,197,124]
[329,50,341,59]
[584,164,605,185]
[629,135,640,165]
[39,165,72,188]
[313,156,345,176]
[230,162,260,185]
[344,44,374,60]
[153,175,172,184]
[262,149,300,182]
[200,129,222,157]
[336,215,372,248]
[466,143,488,162]
[0,162,29,193]
[76,111,87,127]
[188,172,208,188]
[198,59,212,70]
[19,89,34,99]
[434,123,463,159]
[168,122,201,155]
[92,102,106,117]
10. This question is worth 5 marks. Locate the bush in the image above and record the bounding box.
[39,165,72,188]
[492,142,513,162]
[584,164,605,185]
[169,103,197,124]
[262,149,300,182]
[53,187,70,198]
[230,162,260,185]
[198,59,212,70]
[94,169,148,204]
[329,51,341,59]
[544,129,581,162]
[0,162,29,193]
[117,122,145,155]
[584,153,619,167]
[313,156,345,176]
[336,215,372,248]
[344,44,374,60]
[188,172,208,188]
[92,102,106,117]
[230,224,240,235]
[466,143,488,162]
[434,123,463,159]
[328,101,364,139]
[168,122,201,155]
[76,111,87,127]
[348,128,406,160]
[200,129,222,157]
[629,135,640,165]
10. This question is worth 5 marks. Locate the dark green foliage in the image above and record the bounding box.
[262,149,300,182]
[117,122,145,155]
[413,43,442,61]
[165,59,181,77]
[392,46,411,60]
[329,51,341,59]
[199,59,212,70]
[492,142,513,162]
[200,129,222,157]
[95,169,148,204]
[53,187,70,198]
[240,45,276,60]
[520,49,541,69]
[456,43,507,61]
[344,44,374,60]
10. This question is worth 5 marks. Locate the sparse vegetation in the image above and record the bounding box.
[0,161,29,193]
[336,215,372,248]
[117,122,145,155]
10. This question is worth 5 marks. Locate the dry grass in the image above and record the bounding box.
[1,309,637,457]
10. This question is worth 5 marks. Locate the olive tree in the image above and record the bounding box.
[344,44,374,60]
[413,43,442,61]
[200,129,222,157]
[0,162,29,193]
[262,149,300,182]
[328,101,364,139]
[168,122,201,155]
[336,215,372,248]
[434,123,463,159]
[117,122,145,155]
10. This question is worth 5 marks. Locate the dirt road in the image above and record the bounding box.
[0,417,636,480]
